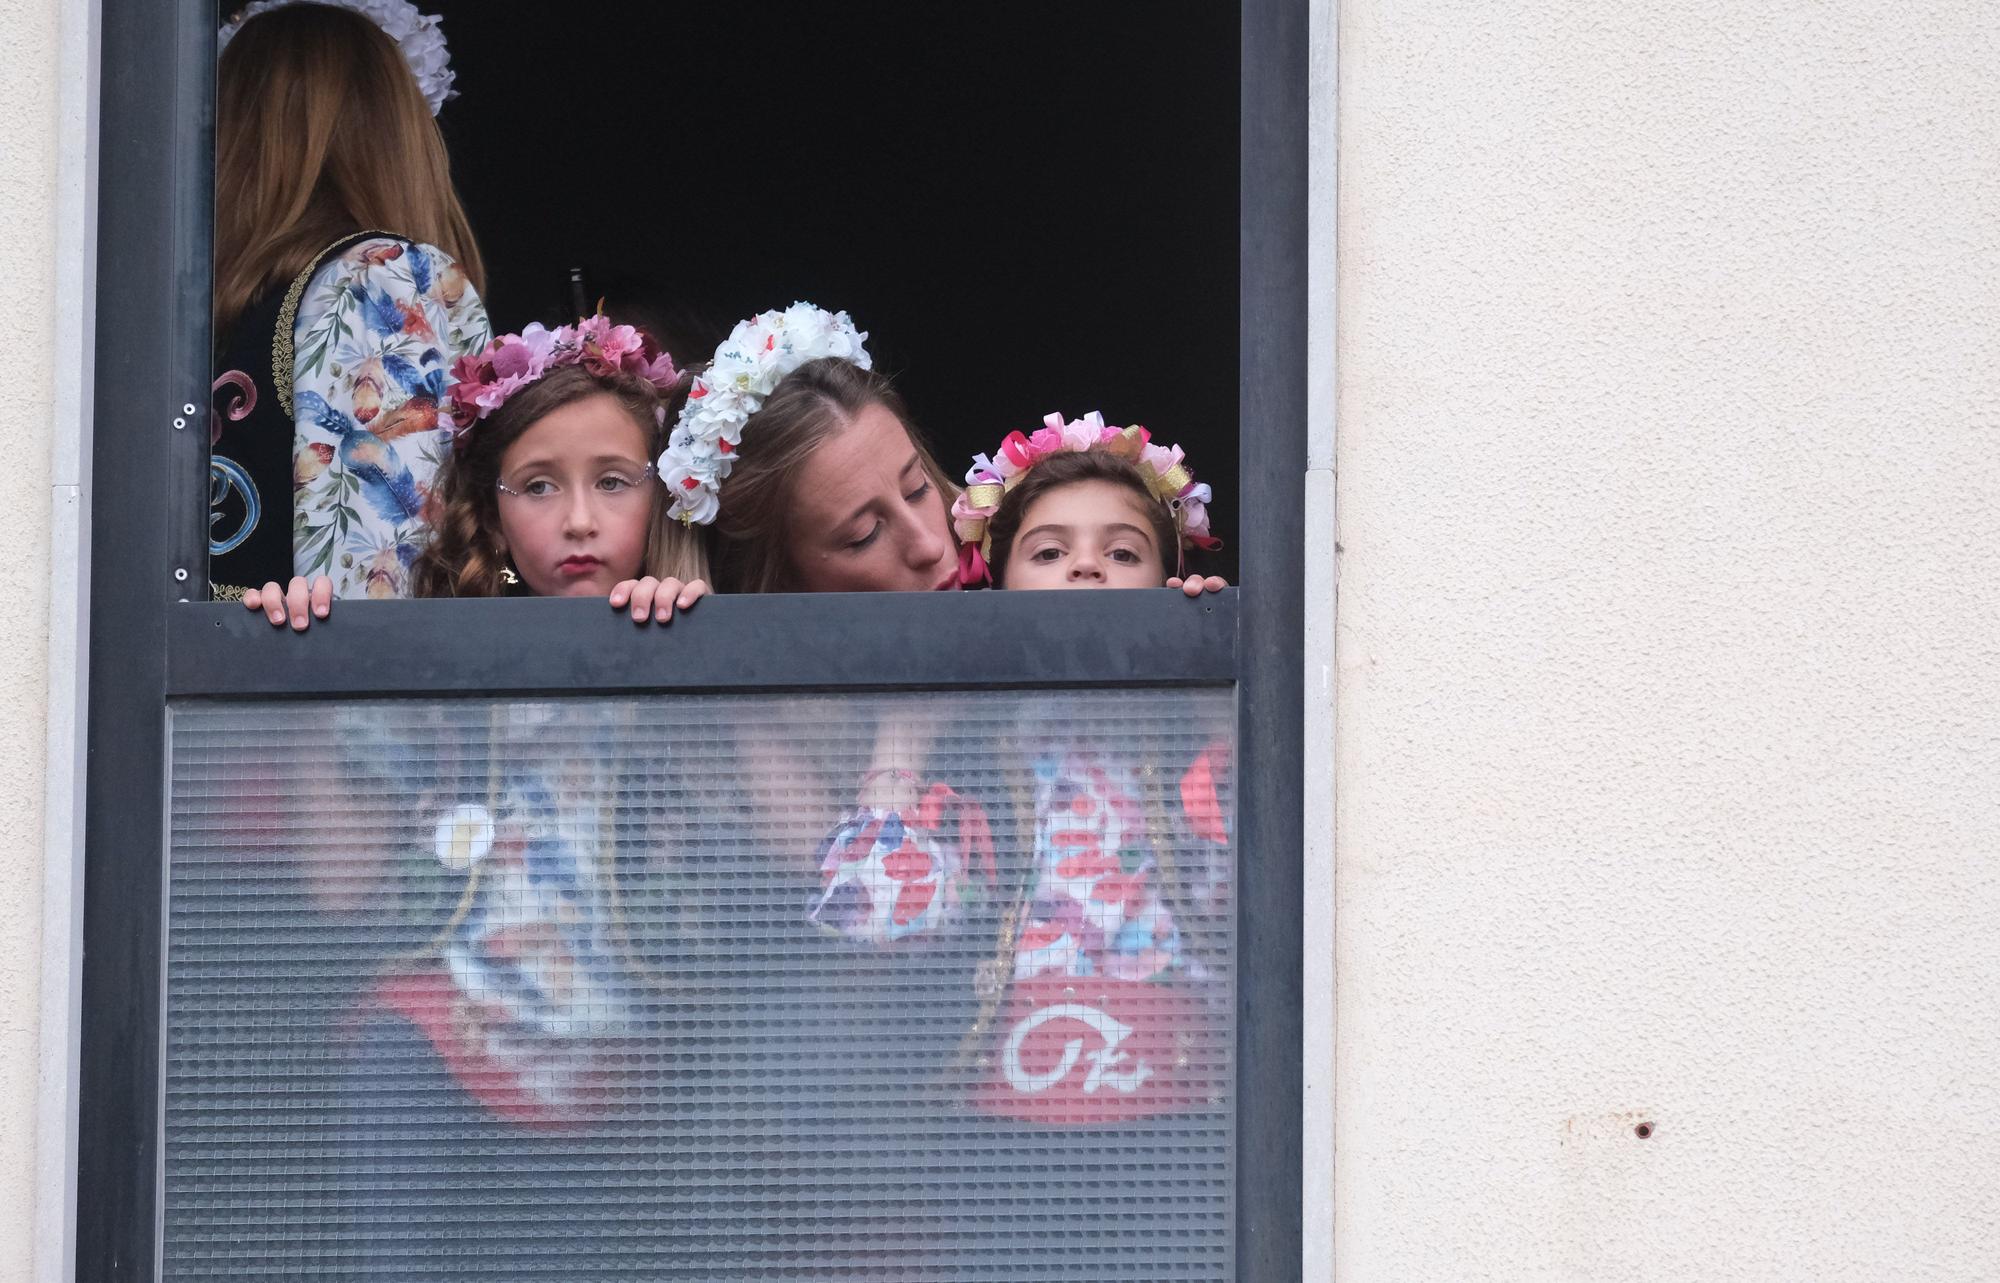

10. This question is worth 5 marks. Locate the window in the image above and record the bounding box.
[80,1,1304,1278]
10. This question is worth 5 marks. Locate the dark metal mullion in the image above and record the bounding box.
[77,1,216,1279]
[172,5,218,603]
[1237,0,1310,1278]
[164,590,1239,696]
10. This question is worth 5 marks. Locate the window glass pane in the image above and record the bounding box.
[164,689,1235,1280]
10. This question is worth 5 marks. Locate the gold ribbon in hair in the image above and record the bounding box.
[963,482,1004,511]
[1150,462,1192,499]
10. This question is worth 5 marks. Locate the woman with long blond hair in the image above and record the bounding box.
[210,1,489,610]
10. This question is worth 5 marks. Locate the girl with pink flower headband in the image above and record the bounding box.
[242,314,710,627]
[950,411,1226,594]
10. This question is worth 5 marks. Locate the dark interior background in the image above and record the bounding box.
[412,2,1239,569]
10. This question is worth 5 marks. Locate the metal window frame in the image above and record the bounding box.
[75,0,1305,1276]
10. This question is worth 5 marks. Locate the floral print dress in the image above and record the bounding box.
[289,236,488,598]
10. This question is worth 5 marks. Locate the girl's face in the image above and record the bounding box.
[783,402,959,593]
[1002,479,1167,590]
[494,393,656,598]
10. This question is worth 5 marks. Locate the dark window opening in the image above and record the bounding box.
[431,0,1243,576]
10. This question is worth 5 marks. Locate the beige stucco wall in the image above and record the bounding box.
[0,0,60,1276]
[6,0,1999,1278]
[1335,2,1999,1279]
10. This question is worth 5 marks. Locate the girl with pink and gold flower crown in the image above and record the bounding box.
[813,414,1233,1126]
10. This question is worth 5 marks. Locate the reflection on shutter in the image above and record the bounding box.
[164,690,1235,1280]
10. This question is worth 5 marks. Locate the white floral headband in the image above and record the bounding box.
[220,0,456,116]
[657,303,872,526]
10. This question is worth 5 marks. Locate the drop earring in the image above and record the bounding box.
[498,548,520,587]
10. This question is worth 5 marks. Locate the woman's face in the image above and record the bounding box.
[493,393,656,598]
[782,403,959,593]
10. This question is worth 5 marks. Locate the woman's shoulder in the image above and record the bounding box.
[302,235,479,307]
[334,234,470,273]
[292,233,488,361]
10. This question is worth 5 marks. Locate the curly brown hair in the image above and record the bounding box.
[984,449,1181,587]
[410,364,703,597]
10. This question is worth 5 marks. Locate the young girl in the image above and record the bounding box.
[242,314,708,626]
[824,410,1232,1090]
[292,318,711,1275]
[950,410,1226,594]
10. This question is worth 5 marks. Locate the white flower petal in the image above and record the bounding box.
[219,0,456,114]
[664,303,872,525]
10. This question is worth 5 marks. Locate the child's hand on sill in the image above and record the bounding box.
[242,575,333,631]
[609,576,709,625]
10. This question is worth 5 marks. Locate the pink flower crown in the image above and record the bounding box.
[446,314,682,436]
[950,411,1220,585]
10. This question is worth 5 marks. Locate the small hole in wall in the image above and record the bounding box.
[1634,1122,1654,1140]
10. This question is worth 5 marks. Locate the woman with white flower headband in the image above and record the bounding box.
[654,302,964,595]
[212,1,490,614]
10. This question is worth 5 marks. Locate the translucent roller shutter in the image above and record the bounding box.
[164,689,1236,1281]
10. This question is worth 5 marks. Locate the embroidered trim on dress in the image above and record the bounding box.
[273,229,401,419]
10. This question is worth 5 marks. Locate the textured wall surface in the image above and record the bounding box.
[4,0,1998,1279]
[0,0,57,1276]
[1335,2,1999,1279]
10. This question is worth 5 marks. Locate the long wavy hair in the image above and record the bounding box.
[700,357,958,594]
[213,3,486,336]
[410,365,700,597]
